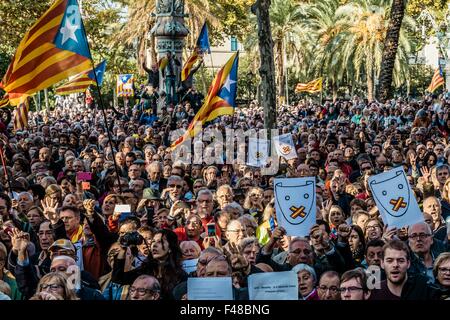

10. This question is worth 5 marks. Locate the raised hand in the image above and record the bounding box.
[337,223,351,241]
[38,292,63,300]
[420,166,431,182]
[169,201,184,218]
[409,153,416,167]
[271,226,286,241]
[382,224,398,241]
[41,198,59,225]
[10,228,30,254]
[203,235,222,250]
[83,199,96,218]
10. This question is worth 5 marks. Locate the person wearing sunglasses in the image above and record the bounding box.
[162,175,184,208]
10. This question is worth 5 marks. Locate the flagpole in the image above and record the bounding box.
[0,146,13,198]
[77,0,123,193]
[209,51,216,79]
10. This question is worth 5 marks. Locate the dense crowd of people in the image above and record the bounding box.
[0,88,450,300]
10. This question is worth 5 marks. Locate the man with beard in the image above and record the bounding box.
[216,185,234,210]
[423,197,447,241]
[369,240,442,300]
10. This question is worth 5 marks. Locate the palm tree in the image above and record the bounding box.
[110,0,156,73]
[377,0,407,101]
[334,0,389,101]
[269,0,304,100]
[299,0,343,99]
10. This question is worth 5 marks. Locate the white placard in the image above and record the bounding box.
[182,259,198,274]
[114,204,131,213]
[273,133,297,160]
[368,167,424,228]
[187,277,233,300]
[247,138,269,167]
[248,271,298,300]
[274,177,316,237]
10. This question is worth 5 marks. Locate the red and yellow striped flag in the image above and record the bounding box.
[0,93,9,108]
[55,74,95,95]
[427,67,445,93]
[13,97,30,131]
[1,0,92,106]
[295,78,323,94]
[181,51,200,82]
[171,52,239,149]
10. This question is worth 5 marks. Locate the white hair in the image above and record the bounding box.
[197,189,213,200]
[223,202,244,216]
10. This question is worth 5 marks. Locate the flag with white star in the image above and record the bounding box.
[171,52,239,149]
[2,0,92,106]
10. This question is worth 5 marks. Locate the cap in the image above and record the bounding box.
[48,239,76,253]
[142,188,162,201]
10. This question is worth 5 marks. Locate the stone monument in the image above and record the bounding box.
[151,0,189,105]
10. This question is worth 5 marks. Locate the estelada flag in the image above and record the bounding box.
[427,67,444,93]
[116,74,134,97]
[171,52,239,149]
[295,78,323,94]
[181,22,211,82]
[1,0,92,105]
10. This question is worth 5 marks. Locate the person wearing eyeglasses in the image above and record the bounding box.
[339,268,371,300]
[127,275,161,300]
[162,175,184,208]
[30,272,79,300]
[433,252,450,297]
[407,222,449,283]
[223,220,246,256]
[317,270,340,300]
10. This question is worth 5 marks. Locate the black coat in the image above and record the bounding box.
[369,275,444,300]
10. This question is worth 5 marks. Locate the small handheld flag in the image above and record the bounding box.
[181,22,211,82]
[197,23,211,54]
[172,52,239,149]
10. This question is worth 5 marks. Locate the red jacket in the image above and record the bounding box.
[173,227,204,250]
[201,216,221,239]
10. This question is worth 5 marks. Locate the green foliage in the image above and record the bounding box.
[243,0,419,100]
[0,0,52,56]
